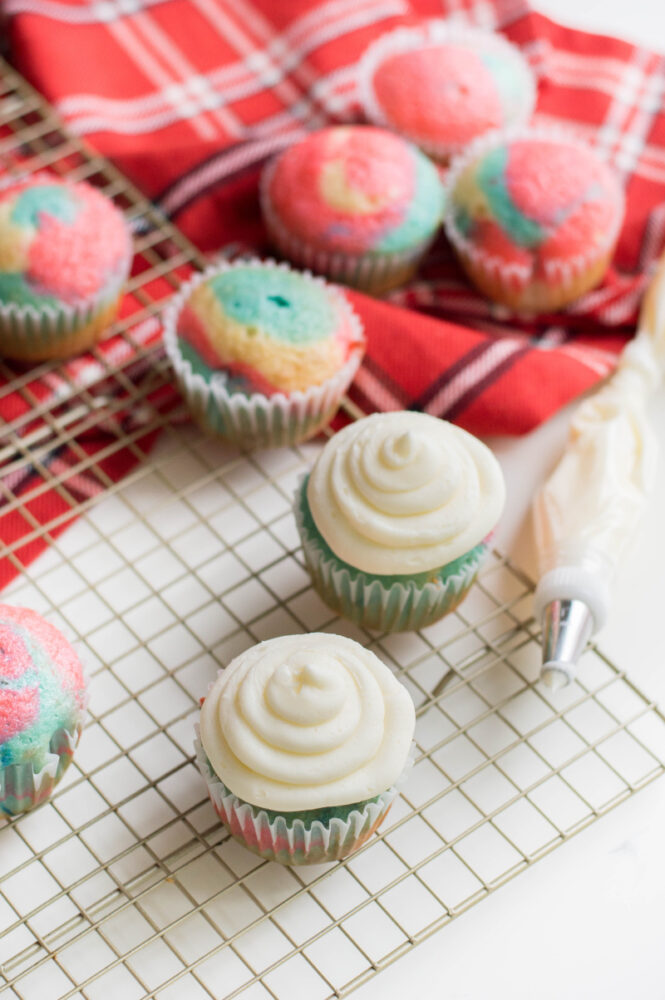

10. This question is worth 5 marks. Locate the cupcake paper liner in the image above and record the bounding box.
[260,160,437,295]
[0,267,130,362]
[357,21,536,163]
[195,738,397,865]
[443,125,626,313]
[162,259,366,449]
[294,477,490,632]
[0,722,82,817]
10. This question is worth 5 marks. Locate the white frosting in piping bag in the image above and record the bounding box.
[307,411,505,575]
[200,633,415,811]
[534,255,665,594]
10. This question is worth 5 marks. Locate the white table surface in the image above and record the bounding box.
[6,4,665,997]
[357,3,665,997]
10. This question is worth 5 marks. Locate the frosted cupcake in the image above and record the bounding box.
[163,259,365,448]
[261,126,444,294]
[295,412,505,632]
[196,633,415,864]
[359,22,535,163]
[0,174,132,361]
[0,604,87,816]
[444,129,625,313]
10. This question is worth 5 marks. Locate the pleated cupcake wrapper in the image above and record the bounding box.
[162,259,365,448]
[443,125,626,299]
[0,254,132,360]
[195,738,396,865]
[0,722,82,817]
[357,21,536,163]
[294,478,489,632]
[260,161,436,294]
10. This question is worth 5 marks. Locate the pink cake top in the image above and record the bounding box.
[447,134,624,280]
[0,604,86,753]
[373,45,505,148]
[263,126,442,256]
[0,174,131,308]
[360,24,535,158]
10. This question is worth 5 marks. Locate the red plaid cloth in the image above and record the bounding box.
[3,0,665,583]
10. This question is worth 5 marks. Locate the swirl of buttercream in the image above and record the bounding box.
[199,633,415,811]
[307,412,505,574]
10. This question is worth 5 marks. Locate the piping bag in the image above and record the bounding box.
[533,255,665,689]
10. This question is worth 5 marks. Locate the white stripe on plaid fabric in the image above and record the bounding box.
[534,110,665,187]
[156,129,308,219]
[555,342,618,378]
[445,0,532,30]
[131,8,241,137]
[55,0,404,135]
[421,338,529,416]
[4,0,160,22]
[353,364,404,412]
[106,17,218,141]
[191,0,309,120]
[29,317,162,412]
[596,48,658,177]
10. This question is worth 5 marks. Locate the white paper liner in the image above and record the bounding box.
[294,477,490,632]
[0,720,82,817]
[357,21,536,162]
[260,157,439,294]
[443,125,626,311]
[0,173,133,360]
[195,736,416,865]
[162,258,366,448]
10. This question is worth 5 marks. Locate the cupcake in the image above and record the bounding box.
[444,129,625,313]
[0,604,87,816]
[358,22,535,163]
[295,412,505,632]
[196,632,415,864]
[261,126,444,294]
[0,173,132,361]
[163,258,365,449]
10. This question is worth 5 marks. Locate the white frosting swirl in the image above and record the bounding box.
[200,633,415,811]
[307,412,505,574]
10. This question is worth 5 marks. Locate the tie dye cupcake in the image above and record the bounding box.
[196,633,415,864]
[444,128,625,313]
[0,173,132,361]
[295,412,505,632]
[359,22,536,163]
[163,259,365,448]
[261,126,444,294]
[0,604,87,816]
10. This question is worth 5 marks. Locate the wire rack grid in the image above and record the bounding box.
[2,54,665,1000]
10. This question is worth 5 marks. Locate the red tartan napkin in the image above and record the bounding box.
[3,0,665,583]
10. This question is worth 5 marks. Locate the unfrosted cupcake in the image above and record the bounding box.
[359,22,535,163]
[196,632,415,864]
[163,259,365,448]
[261,126,444,294]
[0,174,132,361]
[444,129,625,313]
[0,604,87,816]
[295,412,505,632]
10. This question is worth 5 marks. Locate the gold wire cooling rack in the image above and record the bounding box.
[2,55,665,1000]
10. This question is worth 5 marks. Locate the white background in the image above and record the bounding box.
[357,2,665,997]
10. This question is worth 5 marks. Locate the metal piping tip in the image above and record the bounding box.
[540,598,595,689]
